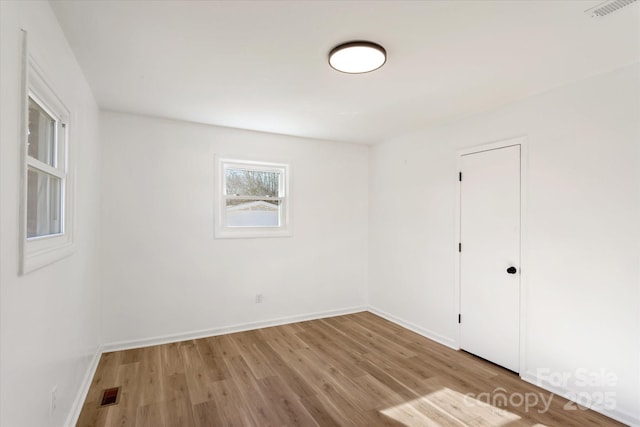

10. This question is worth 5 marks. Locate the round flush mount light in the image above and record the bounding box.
[328,41,386,74]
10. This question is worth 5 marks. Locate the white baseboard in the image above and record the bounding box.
[101,305,367,353]
[521,370,639,427]
[367,306,458,350]
[65,344,103,427]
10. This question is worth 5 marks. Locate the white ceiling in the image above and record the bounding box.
[51,0,639,144]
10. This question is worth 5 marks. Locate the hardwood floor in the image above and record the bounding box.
[77,312,622,426]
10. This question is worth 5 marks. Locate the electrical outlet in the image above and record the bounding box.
[255,293,263,303]
[51,385,58,414]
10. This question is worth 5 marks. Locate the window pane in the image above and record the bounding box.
[27,168,62,238]
[225,168,279,197]
[225,199,280,227]
[28,98,56,166]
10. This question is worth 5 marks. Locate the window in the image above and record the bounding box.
[215,158,291,238]
[20,58,74,274]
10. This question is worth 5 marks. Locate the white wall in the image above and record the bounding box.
[0,2,102,427]
[1,3,636,426]
[99,112,368,345]
[369,63,640,424]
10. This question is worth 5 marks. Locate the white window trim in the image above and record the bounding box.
[214,156,292,239]
[19,43,75,274]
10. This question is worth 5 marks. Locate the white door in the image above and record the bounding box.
[459,144,520,372]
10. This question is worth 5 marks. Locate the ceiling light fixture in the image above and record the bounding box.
[328,41,386,74]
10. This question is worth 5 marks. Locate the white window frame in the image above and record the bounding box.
[19,52,75,274]
[214,157,291,238]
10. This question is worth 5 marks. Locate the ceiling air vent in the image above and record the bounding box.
[585,0,638,18]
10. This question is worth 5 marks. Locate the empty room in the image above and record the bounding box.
[1,0,639,426]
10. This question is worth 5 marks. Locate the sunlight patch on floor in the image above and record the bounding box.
[380,387,524,427]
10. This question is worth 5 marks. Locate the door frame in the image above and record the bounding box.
[454,136,528,375]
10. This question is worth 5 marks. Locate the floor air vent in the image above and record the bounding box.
[100,387,121,407]
[586,0,638,18]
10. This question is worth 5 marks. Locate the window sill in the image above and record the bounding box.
[214,227,292,239]
[21,240,76,274]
